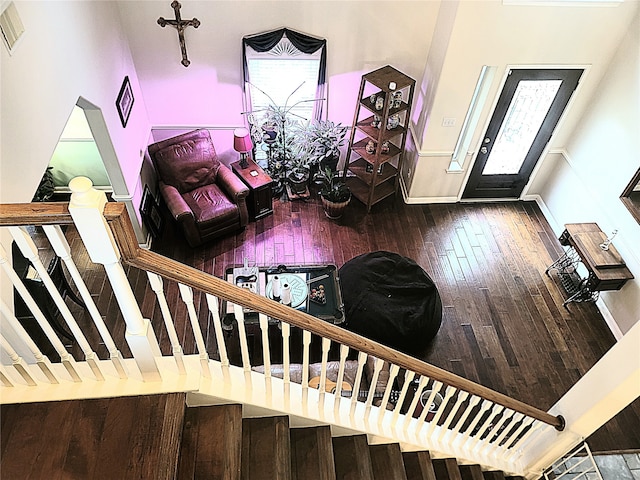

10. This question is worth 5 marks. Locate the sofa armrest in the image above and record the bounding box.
[217,164,249,202]
[159,183,193,222]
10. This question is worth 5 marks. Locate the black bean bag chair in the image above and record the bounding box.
[339,251,442,355]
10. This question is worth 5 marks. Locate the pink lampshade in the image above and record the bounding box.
[233,128,253,153]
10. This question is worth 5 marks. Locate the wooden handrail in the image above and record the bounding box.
[0,202,565,430]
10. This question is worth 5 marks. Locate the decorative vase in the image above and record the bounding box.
[321,195,351,219]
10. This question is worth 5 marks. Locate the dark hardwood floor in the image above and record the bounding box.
[21,193,640,452]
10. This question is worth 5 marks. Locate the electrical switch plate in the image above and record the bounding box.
[442,117,456,127]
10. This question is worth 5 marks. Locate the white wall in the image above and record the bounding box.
[1,1,151,204]
[405,0,639,201]
[533,7,640,335]
[116,1,438,130]
[0,1,151,353]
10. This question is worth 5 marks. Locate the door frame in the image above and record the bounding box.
[457,64,590,202]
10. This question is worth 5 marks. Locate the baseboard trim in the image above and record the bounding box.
[596,298,624,340]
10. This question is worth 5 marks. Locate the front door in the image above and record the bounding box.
[462,69,583,199]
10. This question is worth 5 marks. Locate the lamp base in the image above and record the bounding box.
[239,154,249,169]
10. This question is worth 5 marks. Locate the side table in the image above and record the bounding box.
[545,223,634,308]
[231,158,273,221]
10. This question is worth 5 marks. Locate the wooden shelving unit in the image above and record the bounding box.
[343,65,415,212]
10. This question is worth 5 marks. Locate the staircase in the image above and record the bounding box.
[1,394,527,480]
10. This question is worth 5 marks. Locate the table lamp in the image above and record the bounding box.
[233,128,253,169]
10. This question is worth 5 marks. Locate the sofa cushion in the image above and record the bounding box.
[183,184,238,225]
[151,130,221,194]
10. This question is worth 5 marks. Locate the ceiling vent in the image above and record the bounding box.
[1,2,25,53]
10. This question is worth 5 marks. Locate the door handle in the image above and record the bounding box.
[480,146,488,154]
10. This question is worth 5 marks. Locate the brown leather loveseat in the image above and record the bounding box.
[149,129,249,247]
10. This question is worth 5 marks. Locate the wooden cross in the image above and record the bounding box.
[157,1,200,67]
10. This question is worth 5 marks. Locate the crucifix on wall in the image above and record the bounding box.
[157,1,200,67]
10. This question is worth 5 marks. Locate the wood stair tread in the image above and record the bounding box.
[1,394,529,480]
[242,416,292,480]
[177,404,242,480]
[403,451,437,480]
[0,393,185,480]
[459,464,485,480]
[433,458,463,480]
[483,472,506,480]
[290,426,336,480]
[369,443,408,480]
[333,435,375,480]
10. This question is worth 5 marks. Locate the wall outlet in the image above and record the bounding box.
[442,117,456,127]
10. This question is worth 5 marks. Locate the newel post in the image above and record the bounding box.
[69,177,162,381]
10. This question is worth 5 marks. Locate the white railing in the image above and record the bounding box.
[542,443,603,480]
[2,180,635,480]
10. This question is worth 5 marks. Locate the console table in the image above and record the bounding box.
[545,223,634,308]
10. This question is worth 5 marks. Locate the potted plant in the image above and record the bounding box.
[313,167,351,219]
[304,120,348,172]
[32,166,55,202]
[287,155,311,195]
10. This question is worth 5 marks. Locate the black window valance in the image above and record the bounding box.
[242,27,327,89]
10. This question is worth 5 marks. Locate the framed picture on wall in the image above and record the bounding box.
[140,185,163,238]
[116,76,134,128]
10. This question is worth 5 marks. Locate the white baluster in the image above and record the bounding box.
[490,412,524,458]
[205,294,229,369]
[437,390,470,443]
[302,329,312,390]
[69,177,161,381]
[378,363,400,425]
[0,244,81,381]
[461,399,492,450]
[44,225,128,379]
[0,366,14,387]
[178,283,210,378]
[473,407,513,456]
[259,313,271,385]
[334,344,349,413]
[449,395,482,441]
[10,226,104,381]
[504,416,535,453]
[467,404,503,452]
[419,382,447,436]
[233,304,251,373]
[281,322,291,385]
[317,337,331,408]
[403,375,429,430]
[0,335,37,386]
[365,358,384,416]
[0,301,59,384]
[349,351,367,418]
[392,370,416,424]
[505,420,546,463]
[149,273,185,374]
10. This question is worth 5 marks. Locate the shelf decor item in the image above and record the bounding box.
[342,65,415,213]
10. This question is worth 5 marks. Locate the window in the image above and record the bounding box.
[245,38,322,122]
[242,28,327,159]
